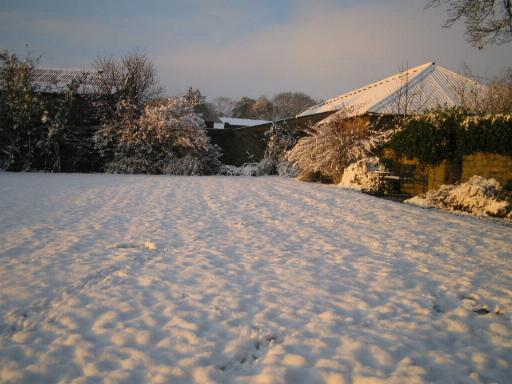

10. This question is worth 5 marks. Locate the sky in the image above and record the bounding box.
[1,0,511,101]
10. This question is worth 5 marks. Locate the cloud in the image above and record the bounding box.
[155,1,512,99]
[1,1,510,99]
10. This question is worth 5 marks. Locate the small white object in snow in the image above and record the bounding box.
[144,240,157,251]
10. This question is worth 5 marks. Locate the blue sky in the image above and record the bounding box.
[1,0,511,100]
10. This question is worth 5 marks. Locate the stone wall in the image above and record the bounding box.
[462,152,512,186]
[383,149,512,195]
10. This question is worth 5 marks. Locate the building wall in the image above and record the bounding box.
[383,149,512,195]
[462,152,512,186]
[208,124,270,166]
[207,111,337,166]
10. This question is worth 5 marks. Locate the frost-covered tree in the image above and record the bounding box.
[286,111,396,183]
[253,96,274,120]
[182,87,218,122]
[0,50,41,169]
[261,121,303,175]
[482,69,512,113]
[94,95,222,175]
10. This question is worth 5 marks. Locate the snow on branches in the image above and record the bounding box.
[94,96,222,175]
[286,112,396,183]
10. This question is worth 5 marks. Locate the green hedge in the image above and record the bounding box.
[387,109,512,164]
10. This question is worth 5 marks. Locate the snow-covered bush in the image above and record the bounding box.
[219,162,264,176]
[406,175,512,219]
[262,121,302,175]
[276,160,299,177]
[94,96,222,175]
[339,157,385,193]
[286,111,396,183]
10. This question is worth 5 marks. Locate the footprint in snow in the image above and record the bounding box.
[114,240,157,251]
[216,332,281,372]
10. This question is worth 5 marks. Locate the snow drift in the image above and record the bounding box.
[406,175,512,219]
[338,157,385,193]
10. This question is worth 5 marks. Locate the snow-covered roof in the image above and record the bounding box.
[298,62,485,118]
[219,117,270,127]
[32,68,102,94]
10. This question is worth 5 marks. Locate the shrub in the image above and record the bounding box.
[387,108,512,165]
[0,50,89,171]
[95,97,222,175]
[262,121,302,175]
[286,112,395,183]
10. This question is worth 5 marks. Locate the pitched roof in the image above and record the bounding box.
[298,62,485,118]
[32,68,102,94]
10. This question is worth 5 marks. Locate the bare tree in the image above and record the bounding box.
[483,68,512,112]
[93,49,161,108]
[212,96,235,117]
[449,63,511,113]
[272,92,317,120]
[427,0,512,48]
[252,96,274,120]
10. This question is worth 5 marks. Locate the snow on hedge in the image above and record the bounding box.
[406,175,512,219]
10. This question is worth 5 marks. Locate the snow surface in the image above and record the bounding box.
[0,173,511,384]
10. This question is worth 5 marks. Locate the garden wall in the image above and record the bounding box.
[383,149,512,195]
[462,152,512,186]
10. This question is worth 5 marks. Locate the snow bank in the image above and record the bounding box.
[406,175,512,219]
[339,156,385,193]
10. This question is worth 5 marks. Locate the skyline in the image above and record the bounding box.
[1,0,511,101]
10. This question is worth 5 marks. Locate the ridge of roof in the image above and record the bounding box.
[297,62,486,119]
[366,62,436,114]
[298,62,436,117]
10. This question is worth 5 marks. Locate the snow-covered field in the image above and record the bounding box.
[0,173,511,384]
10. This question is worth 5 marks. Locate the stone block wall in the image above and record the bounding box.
[462,152,512,186]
